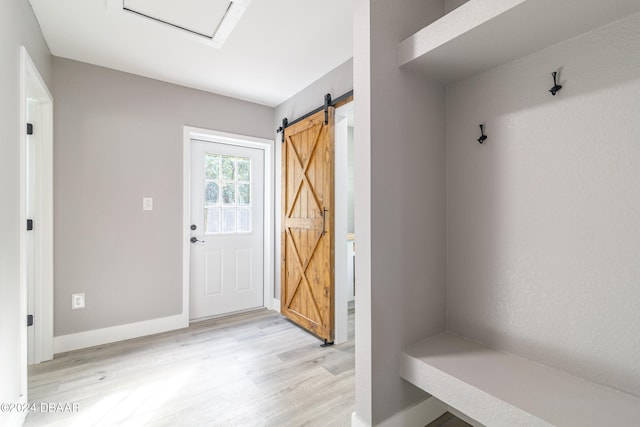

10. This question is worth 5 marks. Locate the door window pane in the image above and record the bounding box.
[237,158,250,181]
[221,156,235,181]
[237,208,251,232]
[205,154,220,179]
[238,183,250,206]
[222,208,236,233]
[222,183,235,206]
[203,153,252,234]
[205,208,220,233]
[205,182,219,205]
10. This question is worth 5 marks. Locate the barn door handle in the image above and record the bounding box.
[322,208,328,235]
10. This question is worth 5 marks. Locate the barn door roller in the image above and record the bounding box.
[323,93,332,125]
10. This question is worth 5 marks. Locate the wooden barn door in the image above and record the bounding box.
[281,108,335,343]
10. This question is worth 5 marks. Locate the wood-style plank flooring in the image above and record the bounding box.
[24,309,354,426]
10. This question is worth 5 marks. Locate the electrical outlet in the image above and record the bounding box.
[72,293,85,310]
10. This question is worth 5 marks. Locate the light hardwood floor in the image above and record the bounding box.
[24,309,354,426]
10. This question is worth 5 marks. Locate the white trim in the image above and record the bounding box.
[54,314,187,354]
[107,0,252,49]
[182,131,191,321]
[351,412,369,427]
[19,45,54,392]
[19,44,28,405]
[182,126,275,320]
[208,0,252,47]
[334,107,350,344]
[273,298,281,313]
[5,412,27,427]
[351,397,448,427]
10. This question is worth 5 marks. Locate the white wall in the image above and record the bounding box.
[273,58,353,300]
[446,12,640,398]
[53,58,273,336]
[347,126,355,234]
[354,0,447,424]
[0,0,52,424]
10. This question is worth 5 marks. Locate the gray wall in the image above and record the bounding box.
[273,58,353,299]
[0,0,52,420]
[446,12,640,398]
[354,0,447,423]
[444,0,469,13]
[53,58,273,336]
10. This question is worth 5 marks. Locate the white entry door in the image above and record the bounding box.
[189,140,264,320]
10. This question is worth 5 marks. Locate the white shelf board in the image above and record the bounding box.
[398,0,640,83]
[401,332,640,427]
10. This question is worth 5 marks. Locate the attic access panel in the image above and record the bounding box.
[123,0,232,39]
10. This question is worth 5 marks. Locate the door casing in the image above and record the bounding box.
[19,46,54,398]
[334,102,353,344]
[182,127,274,320]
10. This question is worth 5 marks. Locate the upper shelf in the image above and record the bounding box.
[398,0,640,83]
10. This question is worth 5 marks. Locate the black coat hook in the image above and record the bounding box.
[477,124,487,144]
[549,71,562,96]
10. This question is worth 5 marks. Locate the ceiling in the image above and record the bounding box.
[29,0,353,107]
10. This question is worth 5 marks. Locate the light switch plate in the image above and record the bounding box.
[143,197,153,211]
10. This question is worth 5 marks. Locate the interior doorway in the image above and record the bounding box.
[334,101,354,344]
[19,46,54,398]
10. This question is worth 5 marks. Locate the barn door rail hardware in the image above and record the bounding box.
[549,71,562,96]
[323,93,332,124]
[276,118,288,142]
[321,338,334,347]
[277,90,353,143]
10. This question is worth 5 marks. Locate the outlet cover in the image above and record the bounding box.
[143,197,153,211]
[72,293,85,309]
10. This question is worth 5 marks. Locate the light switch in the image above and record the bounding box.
[143,197,153,211]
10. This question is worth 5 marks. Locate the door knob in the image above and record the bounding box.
[191,237,204,243]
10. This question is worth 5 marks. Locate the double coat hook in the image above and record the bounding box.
[473,71,563,145]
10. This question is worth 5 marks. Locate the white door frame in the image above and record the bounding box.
[19,46,54,398]
[183,127,274,319]
[334,103,353,344]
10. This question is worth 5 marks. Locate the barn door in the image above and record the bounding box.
[281,108,335,343]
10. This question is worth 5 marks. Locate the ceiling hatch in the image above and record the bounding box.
[123,0,251,46]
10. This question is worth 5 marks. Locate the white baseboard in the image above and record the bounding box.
[53,314,188,354]
[3,411,27,427]
[352,412,370,427]
[352,397,448,427]
[273,298,281,313]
